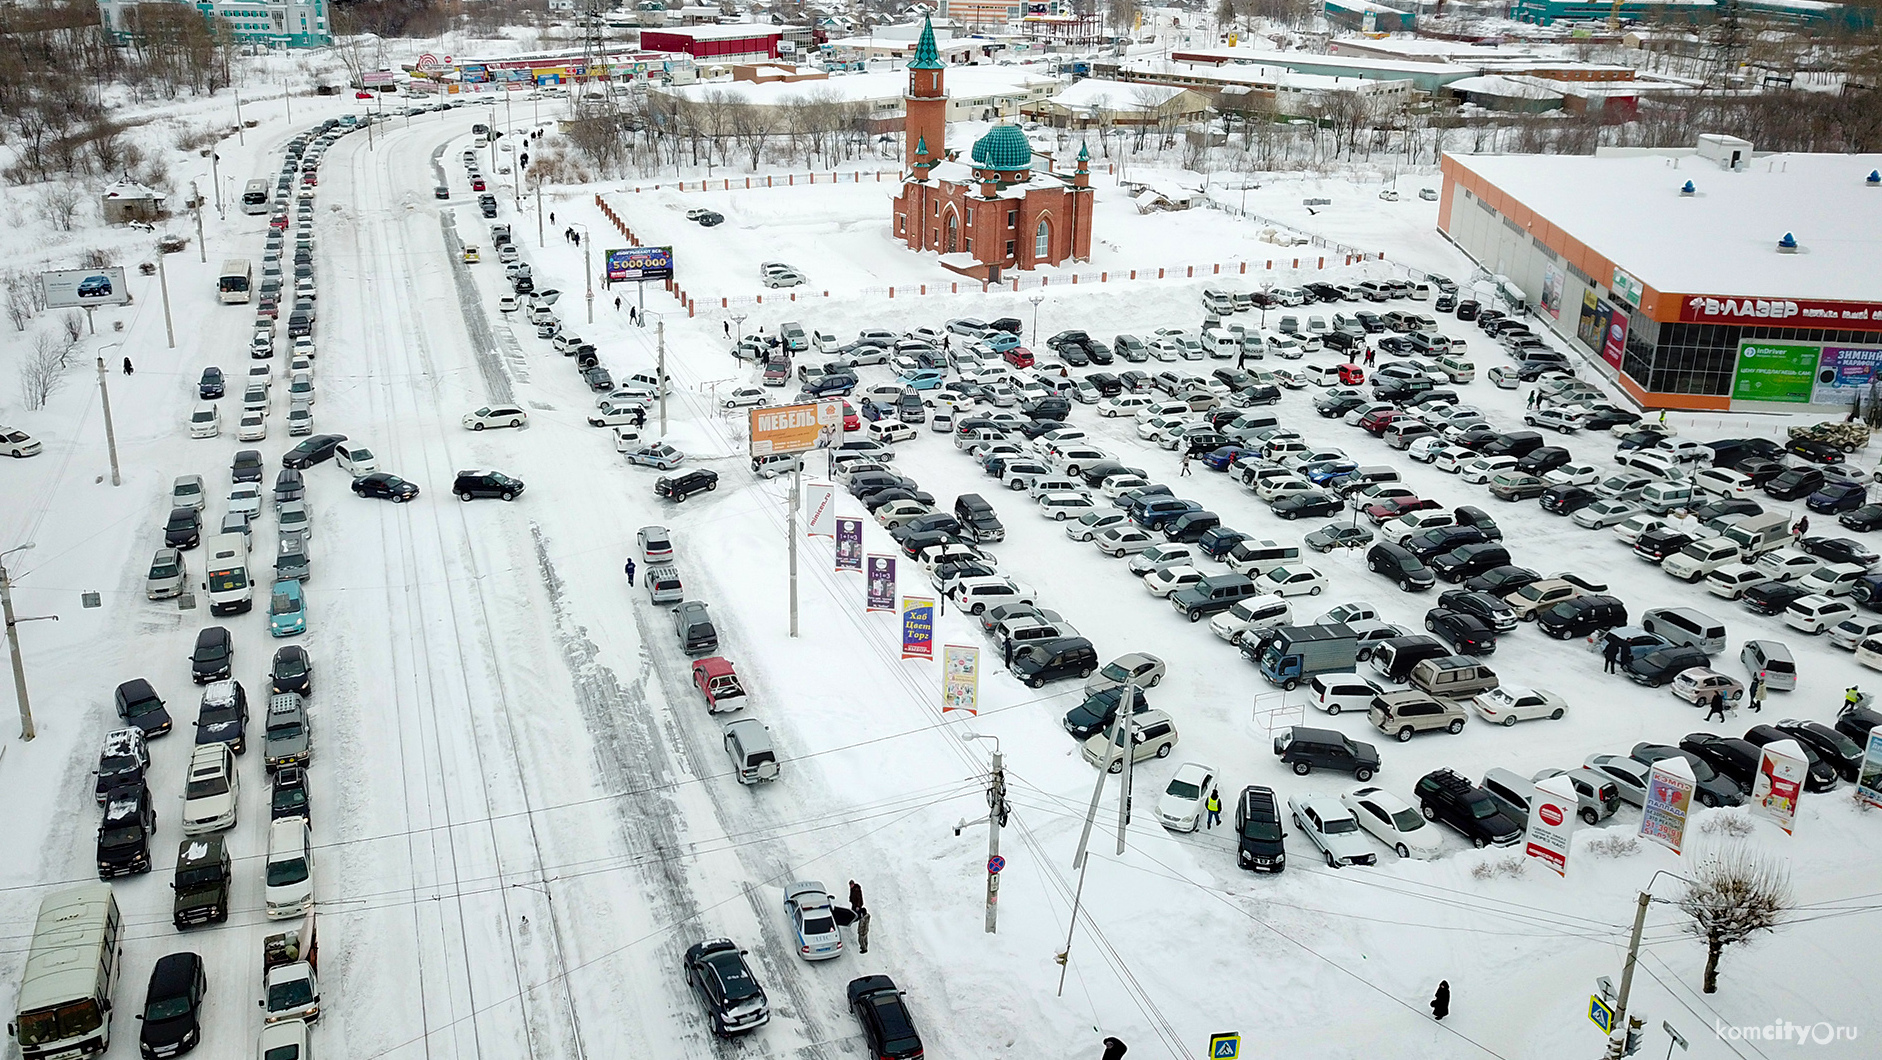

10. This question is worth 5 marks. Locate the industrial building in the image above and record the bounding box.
[1439,137,1882,411]
[638,24,784,64]
[97,0,331,48]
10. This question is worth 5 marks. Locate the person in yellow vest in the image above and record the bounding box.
[1205,788,1221,829]
[1847,687,1864,713]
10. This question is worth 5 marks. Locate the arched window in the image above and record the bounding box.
[1034,217,1051,259]
[945,209,958,254]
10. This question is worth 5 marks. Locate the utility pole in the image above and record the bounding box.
[657,318,667,437]
[191,182,207,263]
[788,463,800,638]
[156,247,176,349]
[955,732,1009,932]
[95,355,122,486]
[235,92,246,145]
[537,183,544,248]
[2,543,52,743]
[584,241,594,324]
[1606,889,1653,1058]
[210,152,223,217]
[1061,695,1133,995]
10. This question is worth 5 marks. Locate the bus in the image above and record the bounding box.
[203,533,253,614]
[218,259,252,305]
[9,883,123,1060]
[241,178,271,214]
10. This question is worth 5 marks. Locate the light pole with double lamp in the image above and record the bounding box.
[570,223,594,324]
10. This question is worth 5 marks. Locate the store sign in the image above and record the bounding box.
[1525,774,1578,876]
[1732,341,1819,403]
[1639,756,1695,855]
[1681,295,1882,329]
[1602,305,1629,369]
[749,401,842,456]
[1576,289,1603,352]
[1810,345,1882,405]
[1611,267,1643,308]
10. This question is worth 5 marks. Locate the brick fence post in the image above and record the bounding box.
[1318,257,1325,269]
[1071,274,1077,285]
[888,287,895,297]
[1212,264,1220,274]
[1239,263,1247,274]
[1186,266,1193,278]
[1157,268,1164,279]
[1292,259,1299,269]
[1129,270,1136,280]
[919,284,926,295]
[1101,272,1107,282]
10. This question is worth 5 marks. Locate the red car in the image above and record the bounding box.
[842,401,860,431]
[355,90,373,99]
[691,656,747,713]
[302,173,318,186]
[1365,496,1440,525]
[269,214,289,230]
[471,178,486,192]
[1338,363,1366,386]
[1359,409,1402,435]
[1003,346,1034,369]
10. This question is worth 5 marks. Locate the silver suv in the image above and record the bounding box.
[263,692,311,772]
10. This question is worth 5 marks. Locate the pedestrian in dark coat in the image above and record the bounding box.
[1617,642,1633,670]
[614,296,621,311]
[724,320,731,337]
[1602,637,1620,674]
[1704,692,1727,722]
[855,906,871,953]
[623,559,636,585]
[848,880,863,915]
[1750,673,1765,713]
[1431,981,1450,1021]
[122,357,133,375]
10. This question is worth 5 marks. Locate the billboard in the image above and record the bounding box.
[806,483,835,537]
[834,518,862,572]
[1541,263,1564,321]
[1857,726,1882,810]
[1732,341,1819,403]
[901,597,934,660]
[1610,267,1643,308]
[606,246,674,282]
[942,645,980,714]
[1639,757,1695,855]
[1601,304,1629,368]
[362,69,397,87]
[1808,344,1882,405]
[1524,773,1578,876]
[40,267,131,309]
[1576,289,1603,352]
[749,401,842,456]
[1749,740,1807,835]
[866,555,896,612]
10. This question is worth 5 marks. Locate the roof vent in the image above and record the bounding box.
[1777,232,1799,254]
[1680,180,1696,196]
[1868,170,1881,187]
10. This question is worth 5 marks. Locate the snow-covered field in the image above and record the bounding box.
[0,87,1877,1060]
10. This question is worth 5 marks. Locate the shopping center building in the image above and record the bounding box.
[1438,137,1882,411]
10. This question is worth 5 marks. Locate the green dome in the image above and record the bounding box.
[971,124,1031,171]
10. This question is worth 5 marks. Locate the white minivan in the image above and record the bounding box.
[1309,672,1384,715]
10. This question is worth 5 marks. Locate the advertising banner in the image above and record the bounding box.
[866,555,896,612]
[834,518,862,572]
[1541,263,1564,320]
[749,401,843,456]
[605,245,675,282]
[39,267,131,309]
[1749,739,1807,835]
[1601,304,1629,368]
[942,644,980,714]
[901,597,934,660]
[1679,295,1882,330]
[362,69,397,87]
[1524,773,1578,876]
[1611,267,1643,309]
[1576,289,1603,351]
[806,483,835,537]
[1856,726,1882,809]
[1732,341,1819,403]
[1639,757,1696,855]
[1810,344,1882,405]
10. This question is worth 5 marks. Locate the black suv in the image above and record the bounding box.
[96,782,157,877]
[1622,644,1708,687]
[1429,543,1510,583]
[1235,785,1287,873]
[1537,595,1628,640]
[191,626,233,684]
[1678,733,1765,791]
[272,765,312,822]
[198,367,224,399]
[1273,725,1380,781]
[672,601,719,655]
[271,645,314,696]
[656,469,719,502]
[453,469,525,501]
[114,678,172,736]
[683,938,770,1036]
[1414,769,1522,848]
[194,681,249,754]
[1063,687,1152,740]
[847,976,924,1060]
[139,952,207,1059]
[1368,542,1435,592]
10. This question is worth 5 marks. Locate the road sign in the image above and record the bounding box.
[1589,995,1615,1034]
[987,855,1005,875]
[1664,1021,1688,1050]
[1207,1032,1240,1059]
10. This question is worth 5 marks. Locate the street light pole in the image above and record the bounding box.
[235,92,245,145]
[156,245,176,349]
[1028,294,1044,347]
[191,182,207,263]
[572,223,593,324]
[210,152,223,217]
[956,732,1008,933]
[95,345,123,486]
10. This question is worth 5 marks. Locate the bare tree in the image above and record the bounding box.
[1677,843,1792,994]
[19,329,70,410]
[61,309,84,346]
[4,272,35,332]
[40,181,83,231]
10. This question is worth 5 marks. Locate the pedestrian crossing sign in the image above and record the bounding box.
[1589,995,1615,1034]
[1208,1032,1240,1059]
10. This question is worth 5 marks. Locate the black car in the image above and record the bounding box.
[1540,485,1599,515]
[1709,437,1785,468]
[1011,636,1098,688]
[1404,525,1486,560]
[1371,635,1450,682]
[194,681,248,753]
[1063,687,1153,740]
[1581,406,1640,431]
[1513,446,1572,476]
[1463,565,1541,596]
[1678,733,1765,792]
[1309,523,1375,553]
[353,472,420,501]
[230,449,265,483]
[1623,645,1709,687]
[1743,581,1812,616]
[1437,590,1516,631]
[1840,504,1882,532]
[1414,768,1521,848]
[1273,725,1380,781]
[164,507,202,550]
[1786,437,1844,464]
[139,952,206,1058]
[453,469,525,501]
[1537,595,1628,640]
[848,976,924,1060]
[190,626,233,684]
[1455,299,1480,321]
[1424,609,1495,655]
[1691,497,1764,524]
[95,728,150,802]
[1316,393,1367,417]
[1773,718,1865,782]
[1086,372,1124,396]
[1800,536,1880,568]
[1272,491,1342,521]
[683,939,769,1036]
[891,514,962,542]
[271,765,312,822]
[1764,467,1824,501]
[1632,528,1694,563]
[1735,457,1790,487]
[115,678,171,736]
[281,433,346,469]
[1835,704,1882,747]
[863,487,935,512]
[1197,527,1250,560]
[1451,425,1501,451]
[1429,543,1510,583]
[271,645,313,696]
[1807,482,1867,513]
[897,530,959,560]
[96,783,156,878]
[198,367,225,399]
[1742,724,1839,792]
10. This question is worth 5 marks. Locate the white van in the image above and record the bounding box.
[866,420,918,444]
[1662,538,1742,582]
[202,533,253,615]
[1202,328,1240,359]
[1639,481,1695,514]
[1224,538,1301,575]
[1308,672,1383,715]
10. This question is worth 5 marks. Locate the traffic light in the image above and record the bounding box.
[1623,1016,1645,1056]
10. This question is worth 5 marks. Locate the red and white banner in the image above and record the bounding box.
[1639,757,1696,855]
[1678,295,1882,331]
[1750,739,1807,835]
[1525,773,1578,876]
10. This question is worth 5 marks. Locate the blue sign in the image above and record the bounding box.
[1589,996,1615,1034]
[606,245,674,282]
[1208,1032,1240,1059]
[987,855,1005,875]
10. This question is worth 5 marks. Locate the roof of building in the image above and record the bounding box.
[909,15,945,69]
[1173,45,1460,77]
[1448,74,1564,100]
[658,63,1052,105]
[1047,77,1192,110]
[642,23,785,40]
[1448,150,1882,301]
[103,180,165,200]
[1121,58,1414,93]
[972,123,1032,170]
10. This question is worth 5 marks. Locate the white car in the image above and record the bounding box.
[334,442,375,476]
[189,404,221,439]
[462,405,527,430]
[285,404,314,436]
[1431,447,1475,474]
[1459,456,1517,484]
[1100,475,1152,499]
[1287,793,1377,867]
[1155,761,1218,833]
[180,748,238,835]
[1142,565,1205,597]
[1829,616,1882,650]
[498,295,520,312]
[1784,594,1856,634]
[722,387,767,409]
[1611,514,1668,545]
[1544,463,1602,487]
[1471,686,1568,726]
[265,817,315,919]
[228,483,262,518]
[1406,436,1448,463]
[1524,407,1583,433]
[1340,785,1442,860]
[237,411,268,441]
[1128,544,1196,576]
[0,425,42,457]
[1100,395,1153,417]
[1260,565,1326,597]
[1037,491,1096,520]
[1066,510,1128,541]
[1095,526,1157,556]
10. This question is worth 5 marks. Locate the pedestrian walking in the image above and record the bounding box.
[629,306,638,325]
[549,211,555,225]
[1658,409,1668,425]
[848,880,863,915]
[121,356,133,375]
[1704,692,1727,723]
[1847,686,1864,712]
[1602,637,1620,674]
[1179,454,1192,476]
[1617,642,1633,671]
[1205,788,1221,829]
[623,559,636,586]
[724,320,731,337]
[1430,981,1450,1021]
[1750,673,1765,713]
[1365,347,1376,366]
[614,296,621,311]
[1795,516,1810,539]
[855,906,871,954]
[1003,637,1015,668]
[1237,350,1247,369]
